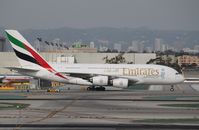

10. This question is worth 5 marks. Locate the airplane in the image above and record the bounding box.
[4,30,185,91]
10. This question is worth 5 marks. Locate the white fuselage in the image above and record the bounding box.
[47,63,184,85]
[18,63,184,87]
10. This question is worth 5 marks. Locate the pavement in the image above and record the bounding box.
[0,84,199,129]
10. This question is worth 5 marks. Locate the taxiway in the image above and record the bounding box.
[0,84,198,129]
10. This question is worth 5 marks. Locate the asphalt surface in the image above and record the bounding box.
[0,84,199,129]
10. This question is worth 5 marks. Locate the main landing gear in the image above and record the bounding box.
[87,86,106,91]
[170,85,174,92]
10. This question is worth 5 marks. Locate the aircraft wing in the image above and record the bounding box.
[4,67,39,73]
[62,72,140,84]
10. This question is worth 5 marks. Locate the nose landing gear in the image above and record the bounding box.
[170,85,174,92]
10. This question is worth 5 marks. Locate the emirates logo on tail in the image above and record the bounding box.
[5,30,68,80]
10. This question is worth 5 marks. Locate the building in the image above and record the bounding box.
[69,41,97,53]
[56,55,75,64]
[113,43,122,52]
[68,47,97,53]
[137,41,144,52]
[90,42,95,48]
[154,38,169,52]
[182,48,199,54]
[128,40,145,52]
[145,46,152,53]
[154,38,162,52]
[131,40,139,52]
[99,45,108,52]
[177,55,199,66]
[160,55,178,64]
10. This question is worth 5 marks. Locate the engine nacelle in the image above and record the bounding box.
[91,76,108,86]
[112,78,129,88]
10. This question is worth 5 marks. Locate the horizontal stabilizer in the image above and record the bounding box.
[0,76,5,80]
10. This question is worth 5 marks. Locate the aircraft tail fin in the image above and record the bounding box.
[5,30,55,72]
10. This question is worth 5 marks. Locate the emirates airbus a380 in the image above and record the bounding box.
[5,30,184,91]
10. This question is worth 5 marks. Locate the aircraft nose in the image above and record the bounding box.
[176,74,184,83]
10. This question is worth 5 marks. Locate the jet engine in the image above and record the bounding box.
[112,78,129,88]
[90,76,108,86]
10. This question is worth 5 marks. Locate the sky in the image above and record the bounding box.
[0,0,199,30]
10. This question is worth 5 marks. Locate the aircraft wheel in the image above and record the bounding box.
[170,85,174,92]
[101,87,105,91]
[87,86,96,91]
[96,86,106,91]
[87,87,91,91]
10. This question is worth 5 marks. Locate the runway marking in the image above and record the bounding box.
[14,96,82,130]
[175,85,181,91]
